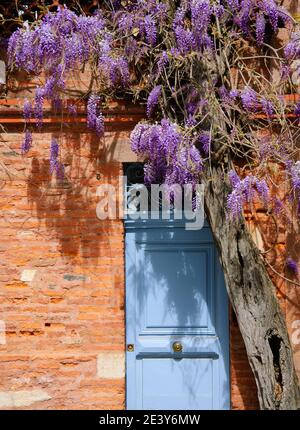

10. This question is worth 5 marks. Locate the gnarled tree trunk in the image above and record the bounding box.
[203,162,300,410]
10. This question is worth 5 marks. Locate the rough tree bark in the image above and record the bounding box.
[203,161,300,410]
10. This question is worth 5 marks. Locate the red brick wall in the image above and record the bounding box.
[230,309,259,409]
[0,129,127,409]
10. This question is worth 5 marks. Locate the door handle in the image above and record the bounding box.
[127,344,134,352]
[172,341,183,353]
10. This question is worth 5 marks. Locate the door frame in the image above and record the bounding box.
[124,216,230,410]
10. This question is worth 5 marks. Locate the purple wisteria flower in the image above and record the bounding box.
[55,162,65,181]
[173,7,186,29]
[130,122,152,154]
[227,170,270,218]
[49,137,65,179]
[227,188,244,218]
[198,132,211,155]
[131,119,202,187]
[286,258,299,276]
[118,13,134,33]
[50,138,59,174]
[185,87,203,120]
[231,0,281,39]
[173,2,212,53]
[21,130,32,155]
[68,104,77,117]
[273,197,283,216]
[95,113,105,137]
[156,51,169,74]
[280,64,291,81]
[236,0,252,36]
[99,49,130,87]
[219,86,238,104]
[258,135,271,161]
[144,15,157,45]
[294,102,300,116]
[87,94,104,136]
[291,161,300,192]
[7,6,122,144]
[23,99,32,123]
[165,145,203,186]
[146,85,162,118]
[174,26,196,54]
[284,33,300,60]
[213,2,225,20]
[255,178,269,204]
[241,87,258,112]
[185,115,197,128]
[256,13,266,46]
[260,0,278,31]
[261,98,274,117]
[190,0,212,49]
[228,169,240,187]
[226,0,240,12]
[34,87,45,128]
[229,90,239,99]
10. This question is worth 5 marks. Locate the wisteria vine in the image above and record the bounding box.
[5,1,300,274]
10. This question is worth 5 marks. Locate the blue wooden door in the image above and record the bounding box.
[125,218,229,410]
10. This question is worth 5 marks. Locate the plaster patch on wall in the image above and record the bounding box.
[291,320,300,346]
[62,336,82,345]
[63,274,87,281]
[17,231,36,239]
[21,269,37,283]
[249,225,264,252]
[0,390,51,408]
[0,320,6,345]
[97,352,125,379]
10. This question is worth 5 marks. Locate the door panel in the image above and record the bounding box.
[140,246,212,333]
[140,358,215,410]
[125,219,229,410]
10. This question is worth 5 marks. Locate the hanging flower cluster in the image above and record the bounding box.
[116,1,169,48]
[50,137,65,180]
[115,0,288,60]
[8,6,128,175]
[87,94,104,136]
[284,32,300,60]
[221,86,274,116]
[131,119,202,187]
[21,98,33,154]
[227,170,270,218]
[146,85,162,118]
[21,129,32,155]
[8,8,108,74]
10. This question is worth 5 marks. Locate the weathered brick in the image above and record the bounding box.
[0,390,51,408]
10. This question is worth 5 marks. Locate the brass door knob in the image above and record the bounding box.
[127,344,134,352]
[173,341,183,353]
